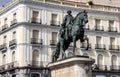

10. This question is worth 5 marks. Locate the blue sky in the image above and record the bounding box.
[0,0,11,6]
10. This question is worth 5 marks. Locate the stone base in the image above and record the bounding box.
[48,56,95,77]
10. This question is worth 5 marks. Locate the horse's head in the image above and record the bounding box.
[77,10,88,25]
[82,10,88,23]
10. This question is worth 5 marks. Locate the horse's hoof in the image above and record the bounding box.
[85,48,89,50]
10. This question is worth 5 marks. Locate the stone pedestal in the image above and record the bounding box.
[48,56,95,77]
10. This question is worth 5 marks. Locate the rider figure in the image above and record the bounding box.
[62,10,74,39]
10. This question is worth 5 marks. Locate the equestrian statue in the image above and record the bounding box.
[52,10,89,62]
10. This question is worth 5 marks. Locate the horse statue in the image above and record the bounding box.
[52,10,89,62]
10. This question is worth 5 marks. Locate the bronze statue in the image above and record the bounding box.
[62,10,74,39]
[52,10,89,62]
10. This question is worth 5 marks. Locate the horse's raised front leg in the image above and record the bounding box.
[80,36,89,50]
[73,36,76,56]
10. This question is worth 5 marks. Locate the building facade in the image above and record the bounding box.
[0,0,120,77]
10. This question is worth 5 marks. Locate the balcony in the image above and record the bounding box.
[0,65,5,71]
[50,20,60,27]
[0,43,7,52]
[30,18,41,24]
[110,65,120,71]
[28,61,48,67]
[95,44,106,50]
[50,40,57,45]
[10,19,17,26]
[108,27,117,32]
[93,64,107,71]
[31,38,43,45]
[81,43,91,49]
[98,65,107,70]
[9,39,17,48]
[109,45,119,50]
[7,61,18,69]
[95,26,104,31]
[0,61,18,71]
[2,24,8,31]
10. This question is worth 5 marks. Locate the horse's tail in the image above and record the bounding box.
[52,42,60,62]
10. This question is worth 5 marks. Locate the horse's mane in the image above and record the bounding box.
[74,12,82,20]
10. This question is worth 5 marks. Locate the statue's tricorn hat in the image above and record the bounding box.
[67,10,72,14]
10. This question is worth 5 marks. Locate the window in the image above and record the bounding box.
[109,37,116,50]
[4,18,7,25]
[95,19,101,26]
[110,37,115,45]
[109,20,116,31]
[3,55,6,65]
[31,30,39,44]
[111,55,117,70]
[3,36,7,43]
[11,13,17,25]
[12,51,15,62]
[32,11,39,23]
[33,30,39,38]
[13,13,16,20]
[98,54,103,65]
[95,19,103,31]
[111,55,117,65]
[109,20,114,27]
[97,54,103,70]
[50,32,58,45]
[96,36,103,49]
[51,13,58,26]
[96,36,101,44]
[52,32,57,41]
[13,31,16,39]
[33,50,39,66]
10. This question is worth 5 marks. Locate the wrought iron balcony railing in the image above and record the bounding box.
[50,20,60,26]
[50,40,57,45]
[0,65,5,71]
[95,44,106,49]
[7,61,18,69]
[11,19,17,26]
[98,65,107,70]
[31,38,43,44]
[81,43,91,49]
[30,18,42,24]
[93,64,107,71]
[2,24,8,31]
[0,61,18,71]
[110,65,120,70]
[108,27,117,32]
[28,61,48,67]
[109,45,119,50]
[0,43,7,51]
[9,39,17,47]
[95,26,104,31]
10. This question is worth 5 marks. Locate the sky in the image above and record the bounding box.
[0,0,11,6]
